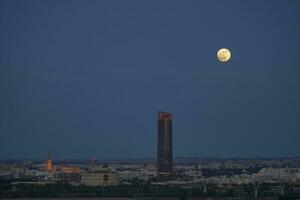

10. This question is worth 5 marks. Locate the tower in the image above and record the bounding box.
[91,157,96,167]
[157,111,173,181]
[45,152,52,172]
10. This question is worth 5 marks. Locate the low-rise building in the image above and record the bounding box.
[81,168,119,186]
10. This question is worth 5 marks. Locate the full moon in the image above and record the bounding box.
[217,48,231,62]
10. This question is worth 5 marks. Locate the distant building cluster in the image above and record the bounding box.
[1,156,300,198]
[0,156,120,187]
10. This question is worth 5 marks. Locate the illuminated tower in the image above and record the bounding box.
[45,152,52,172]
[157,111,173,181]
[91,157,96,167]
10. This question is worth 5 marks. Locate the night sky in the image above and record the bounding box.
[1,0,300,159]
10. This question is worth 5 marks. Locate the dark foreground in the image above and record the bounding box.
[0,198,287,200]
[1,180,300,199]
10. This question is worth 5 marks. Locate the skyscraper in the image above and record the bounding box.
[157,111,173,181]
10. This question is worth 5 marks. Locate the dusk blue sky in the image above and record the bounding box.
[1,0,300,159]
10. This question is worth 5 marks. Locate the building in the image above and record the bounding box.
[0,165,15,179]
[44,153,52,172]
[61,166,81,183]
[259,167,300,179]
[157,111,173,181]
[80,168,120,186]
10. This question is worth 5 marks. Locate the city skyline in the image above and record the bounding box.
[1,0,300,159]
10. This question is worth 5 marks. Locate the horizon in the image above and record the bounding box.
[1,156,300,161]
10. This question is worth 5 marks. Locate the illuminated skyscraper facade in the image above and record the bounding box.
[157,111,173,181]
